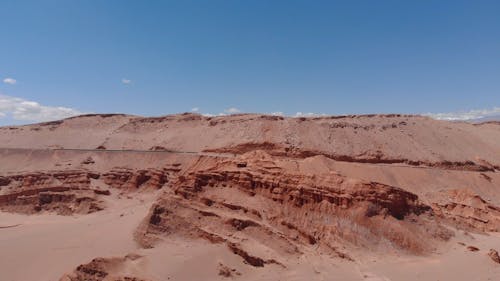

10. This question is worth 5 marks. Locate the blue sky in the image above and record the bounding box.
[0,0,499,124]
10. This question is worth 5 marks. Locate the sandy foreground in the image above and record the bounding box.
[1,193,499,281]
[0,193,153,281]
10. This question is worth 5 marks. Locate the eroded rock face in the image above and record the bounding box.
[0,113,498,280]
[432,189,500,232]
[0,176,11,186]
[102,168,169,190]
[0,166,170,215]
[0,170,107,215]
[136,153,451,259]
[177,166,429,220]
[0,186,105,215]
[0,170,101,194]
[204,142,495,172]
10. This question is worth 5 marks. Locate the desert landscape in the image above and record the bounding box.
[0,113,499,281]
[2,1,498,280]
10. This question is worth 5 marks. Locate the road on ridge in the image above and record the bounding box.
[0,147,236,158]
[0,147,489,172]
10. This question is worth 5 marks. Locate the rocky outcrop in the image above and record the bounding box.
[59,254,150,281]
[489,249,500,264]
[1,113,499,279]
[81,157,95,165]
[218,263,241,278]
[204,143,495,172]
[137,153,451,258]
[432,189,500,232]
[175,159,430,220]
[0,170,105,214]
[0,176,11,186]
[0,170,95,192]
[0,166,173,215]
[1,167,175,194]
[0,186,105,215]
[227,242,281,267]
[102,168,169,190]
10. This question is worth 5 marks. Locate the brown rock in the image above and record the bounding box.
[467,246,480,252]
[488,249,500,264]
[218,263,241,278]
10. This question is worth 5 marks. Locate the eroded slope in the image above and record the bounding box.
[0,114,499,280]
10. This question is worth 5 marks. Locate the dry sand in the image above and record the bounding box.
[0,192,156,281]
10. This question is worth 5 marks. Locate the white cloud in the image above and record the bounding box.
[224,107,241,114]
[3,78,17,85]
[191,107,200,112]
[294,112,326,117]
[121,78,131,85]
[0,94,83,122]
[200,110,326,118]
[424,107,500,121]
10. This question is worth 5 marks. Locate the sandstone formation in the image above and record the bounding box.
[0,170,105,215]
[0,113,499,280]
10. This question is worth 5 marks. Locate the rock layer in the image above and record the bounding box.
[136,152,452,258]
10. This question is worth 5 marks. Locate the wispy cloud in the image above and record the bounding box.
[3,78,17,85]
[198,109,328,118]
[121,78,131,85]
[294,112,326,117]
[424,107,500,121]
[224,107,241,114]
[0,94,84,122]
